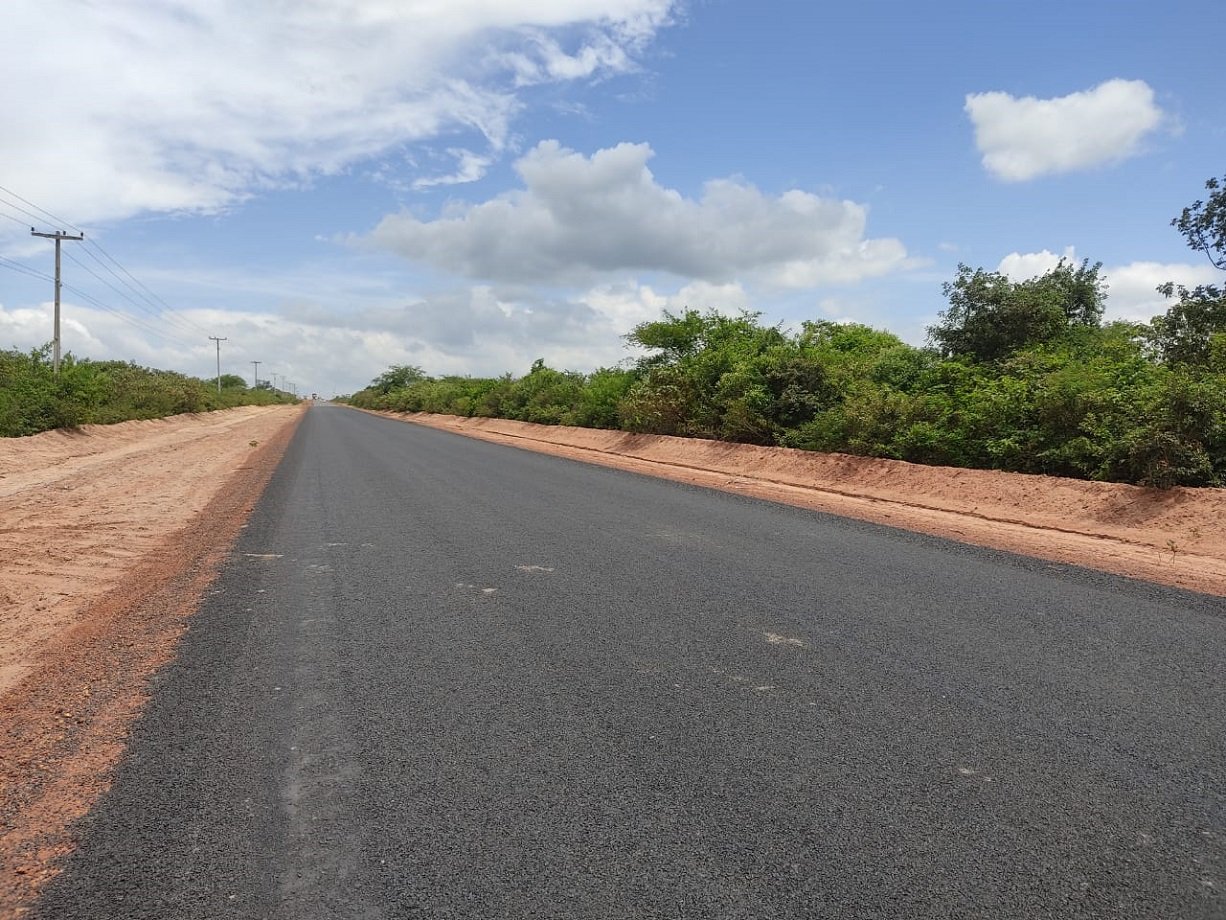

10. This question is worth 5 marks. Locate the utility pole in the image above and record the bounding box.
[251,360,261,389]
[209,336,227,393]
[31,228,85,375]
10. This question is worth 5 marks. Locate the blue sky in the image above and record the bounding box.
[1,0,1222,396]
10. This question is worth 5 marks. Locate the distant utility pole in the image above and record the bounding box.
[30,228,85,375]
[209,336,227,393]
[251,360,261,388]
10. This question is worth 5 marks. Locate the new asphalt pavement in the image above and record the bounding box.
[33,404,1226,918]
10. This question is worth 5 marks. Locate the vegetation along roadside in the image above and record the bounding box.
[0,347,298,438]
[345,175,1226,489]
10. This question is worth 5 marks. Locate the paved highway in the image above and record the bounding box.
[34,405,1226,918]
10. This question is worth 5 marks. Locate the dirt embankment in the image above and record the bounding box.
[0,405,304,914]
[372,410,1226,598]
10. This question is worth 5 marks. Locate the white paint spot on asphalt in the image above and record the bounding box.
[765,632,804,647]
[956,765,994,782]
[754,685,777,692]
[244,553,284,559]
[456,582,498,595]
[515,565,555,574]
[324,542,348,547]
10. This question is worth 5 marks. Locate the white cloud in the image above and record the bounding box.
[412,150,495,190]
[3,272,749,393]
[997,247,1219,322]
[0,0,675,226]
[966,79,1165,181]
[365,140,910,285]
[1099,261,1219,322]
[997,247,1078,281]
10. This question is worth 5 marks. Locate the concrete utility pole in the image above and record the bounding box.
[251,360,261,389]
[31,228,85,375]
[209,336,227,393]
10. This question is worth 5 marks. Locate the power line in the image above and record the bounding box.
[1,249,201,352]
[0,253,201,353]
[0,183,83,233]
[0,195,62,231]
[78,238,214,337]
[1,183,213,358]
[60,248,209,341]
[59,281,201,352]
[0,208,33,230]
[0,254,54,283]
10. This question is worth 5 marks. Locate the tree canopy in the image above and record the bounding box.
[1149,173,1226,366]
[928,259,1105,362]
[1172,174,1226,270]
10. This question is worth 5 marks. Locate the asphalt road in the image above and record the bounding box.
[33,404,1226,919]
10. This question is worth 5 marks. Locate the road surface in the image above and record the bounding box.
[33,404,1226,918]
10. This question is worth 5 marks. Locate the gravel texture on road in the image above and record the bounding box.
[31,404,1226,919]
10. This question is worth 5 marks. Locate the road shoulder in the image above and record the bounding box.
[0,406,305,914]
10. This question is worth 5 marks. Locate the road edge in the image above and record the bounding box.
[0,406,308,916]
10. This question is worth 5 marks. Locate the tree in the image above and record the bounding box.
[1149,284,1226,366]
[369,365,426,394]
[928,259,1105,362]
[1172,175,1226,270]
[218,373,246,389]
[1150,175,1226,365]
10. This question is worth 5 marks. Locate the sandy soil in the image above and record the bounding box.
[375,411,1226,598]
[0,405,304,915]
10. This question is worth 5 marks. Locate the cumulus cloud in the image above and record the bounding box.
[366,140,909,285]
[997,248,1219,322]
[997,247,1079,280]
[2,272,751,393]
[1098,261,1220,322]
[0,0,675,225]
[966,79,1165,181]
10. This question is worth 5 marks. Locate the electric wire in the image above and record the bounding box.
[0,184,83,233]
[0,208,33,230]
[63,248,211,341]
[59,280,200,351]
[79,241,214,337]
[0,184,217,353]
[0,254,54,284]
[0,254,198,351]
